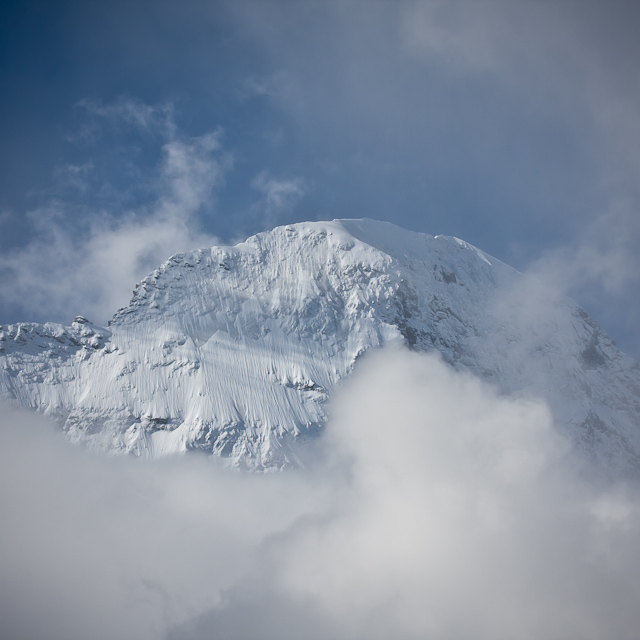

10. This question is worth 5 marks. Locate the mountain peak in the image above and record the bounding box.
[1,219,639,473]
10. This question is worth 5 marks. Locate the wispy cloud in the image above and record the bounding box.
[531,200,640,299]
[251,170,306,227]
[77,97,177,137]
[519,200,640,357]
[400,0,640,195]
[0,99,231,325]
[243,71,294,100]
[400,0,527,73]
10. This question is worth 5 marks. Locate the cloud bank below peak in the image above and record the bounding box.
[2,347,640,640]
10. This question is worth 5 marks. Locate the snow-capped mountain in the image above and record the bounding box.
[1,219,639,472]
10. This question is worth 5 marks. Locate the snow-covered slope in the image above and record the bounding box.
[1,219,639,471]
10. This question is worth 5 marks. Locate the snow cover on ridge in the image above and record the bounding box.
[1,218,639,472]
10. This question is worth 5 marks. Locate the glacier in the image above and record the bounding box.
[1,218,639,472]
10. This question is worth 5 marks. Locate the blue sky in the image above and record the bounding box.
[1,0,639,359]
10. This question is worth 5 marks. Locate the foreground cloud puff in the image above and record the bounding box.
[2,348,640,640]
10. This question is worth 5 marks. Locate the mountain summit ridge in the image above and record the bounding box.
[1,218,639,472]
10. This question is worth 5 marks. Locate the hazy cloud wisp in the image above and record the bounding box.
[251,170,307,227]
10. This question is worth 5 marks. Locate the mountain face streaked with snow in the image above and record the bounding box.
[1,219,639,472]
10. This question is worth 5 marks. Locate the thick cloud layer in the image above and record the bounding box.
[2,347,640,639]
[0,406,333,640]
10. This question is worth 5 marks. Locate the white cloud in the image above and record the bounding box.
[2,347,640,639]
[0,100,231,325]
[0,403,329,640]
[521,199,640,357]
[531,200,640,299]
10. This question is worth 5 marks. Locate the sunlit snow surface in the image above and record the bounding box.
[1,219,639,472]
